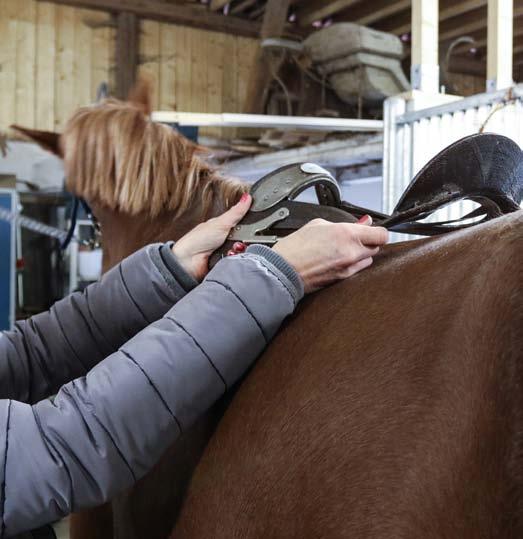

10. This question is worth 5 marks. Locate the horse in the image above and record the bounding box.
[14,87,523,538]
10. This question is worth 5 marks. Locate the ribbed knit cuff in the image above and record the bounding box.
[246,244,304,302]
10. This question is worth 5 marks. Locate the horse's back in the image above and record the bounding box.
[174,211,523,539]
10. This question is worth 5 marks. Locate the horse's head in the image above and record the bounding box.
[12,80,247,271]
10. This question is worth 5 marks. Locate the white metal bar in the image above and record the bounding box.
[486,0,513,91]
[151,111,383,132]
[397,83,523,124]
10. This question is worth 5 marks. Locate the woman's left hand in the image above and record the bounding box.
[172,193,251,281]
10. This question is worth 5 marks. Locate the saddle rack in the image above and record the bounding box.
[226,133,523,247]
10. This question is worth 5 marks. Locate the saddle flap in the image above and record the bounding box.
[392,133,523,218]
[250,163,341,212]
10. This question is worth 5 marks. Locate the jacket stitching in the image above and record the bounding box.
[120,350,183,433]
[205,280,268,344]
[164,317,228,391]
[1,400,12,538]
[118,265,149,325]
[84,287,114,354]
[70,380,137,483]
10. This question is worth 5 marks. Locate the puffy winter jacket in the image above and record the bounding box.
[0,243,303,537]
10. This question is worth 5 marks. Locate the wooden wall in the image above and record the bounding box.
[0,0,114,132]
[0,0,259,134]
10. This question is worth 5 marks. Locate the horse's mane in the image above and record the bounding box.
[62,99,246,218]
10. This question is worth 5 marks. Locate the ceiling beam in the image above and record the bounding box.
[382,0,488,36]
[209,0,229,11]
[296,0,362,27]
[38,0,261,37]
[332,0,410,27]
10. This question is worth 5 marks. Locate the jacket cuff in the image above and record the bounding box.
[148,243,198,299]
[245,244,304,303]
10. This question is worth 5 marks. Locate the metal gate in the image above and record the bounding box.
[383,85,523,228]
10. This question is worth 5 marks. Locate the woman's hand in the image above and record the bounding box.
[273,216,389,293]
[172,193,251,281]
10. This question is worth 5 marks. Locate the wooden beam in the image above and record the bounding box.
[487,0,513,90]
[243,0,291,113]
[381,0,488,37]
[297,0,362,27]
[357,0,410,26]
[210,0,229,11]
[115,12,139,100]
[411,0,439,92]
[231,0,257,15]
[38,0,261,37]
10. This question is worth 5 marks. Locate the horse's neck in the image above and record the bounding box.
[95,197,227,273]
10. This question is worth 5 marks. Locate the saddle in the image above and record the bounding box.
[217,133,523,256]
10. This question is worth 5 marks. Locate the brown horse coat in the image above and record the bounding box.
[172,211,523,539]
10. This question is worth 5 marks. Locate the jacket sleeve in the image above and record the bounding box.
[0,243,197,404]
[0,249,303,537]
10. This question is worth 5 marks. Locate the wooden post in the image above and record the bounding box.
[242,0,291,114]
[410,0,439,93]
[486,0,513,91]
[115,11,139,100]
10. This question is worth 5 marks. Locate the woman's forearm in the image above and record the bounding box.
[0,251,302,537]
[0,243,196,404]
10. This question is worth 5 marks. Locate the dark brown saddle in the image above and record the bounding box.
[214,133,523,261]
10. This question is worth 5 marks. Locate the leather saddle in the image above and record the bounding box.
[219,133,523,253]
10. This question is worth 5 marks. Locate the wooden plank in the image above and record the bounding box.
[159,23,176,111]
[174,25,191,112]
[15,0,36,127]
[115,11,139,99]
[205,30,225,137]
[73,8,92,109]
[381,0,488,36]
[242,0,291,114]
[189,28,207,114]
[90,10,113,101]
[487,0,513,90]
[231,0,257,15]
[0,0,18,130]
[37,0,261,37]
[221,33,238,113]
[139,19,161,109]
[297,0,361,27]
[356,0,410,26]
[411,0,439,92]
[55,4,75,128]
[35,2,56,130]
[209,0,229,11]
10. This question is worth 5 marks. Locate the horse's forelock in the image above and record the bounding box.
[62,100,246,218]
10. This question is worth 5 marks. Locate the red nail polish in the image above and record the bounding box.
[227,250,236,256]
[232,242,246,252]
[357,215,370,224]
[240,193,249,203]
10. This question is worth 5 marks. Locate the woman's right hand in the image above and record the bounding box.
[273,216,388,293]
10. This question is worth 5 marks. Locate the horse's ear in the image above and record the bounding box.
[127,76,153,116]
[10,125,63,157]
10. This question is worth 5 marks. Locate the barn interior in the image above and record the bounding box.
[0,1,521,537]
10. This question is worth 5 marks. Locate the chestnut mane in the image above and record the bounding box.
[62,99,246,218]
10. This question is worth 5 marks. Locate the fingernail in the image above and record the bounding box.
[240,193,250,203]
[232,242,246,252]
[357,215,372,224]
[227,250,236,256]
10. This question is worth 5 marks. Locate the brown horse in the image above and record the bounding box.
[15,90,523,538]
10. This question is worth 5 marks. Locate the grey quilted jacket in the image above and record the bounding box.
[0,243,303,538]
